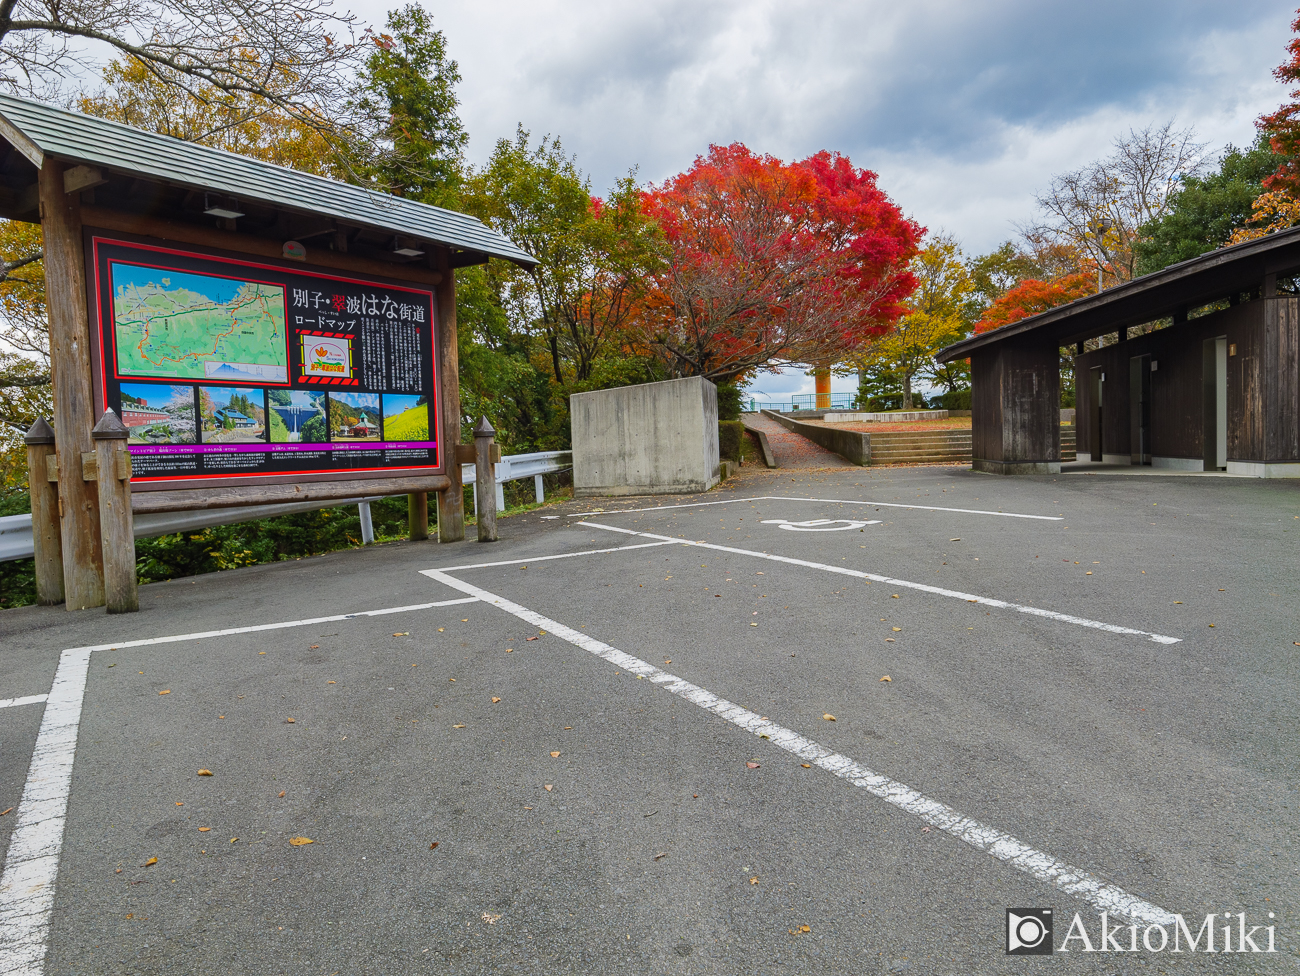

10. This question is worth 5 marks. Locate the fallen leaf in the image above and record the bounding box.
[1086,571,1092,575]
[1208,624,1215,628]
[197,769,213,776]
[259,652,266,655]
[653,852,668,860]
[309,644,319,649]
[429,842,439,849]
[453,724,465,728]
[393,632,409,637]
[892,627,901,632]
[885,638,895,642]
[144,857,157,867]
[526,636,538,641]
[891,594,899,599]
[438,628,444,632]
[949,538,961,542]
[218,715,225,719]
[801,764,811,768]
[801,925,811,933]
[750,877,759,884]
[664,659,671,664]
[880,676,892,682]
[230,838,238,843]
[448,678,455,682]
[1174,601,1183,604]
[492,697,501,703]
[0,808,11,816]
[175,802,183,806]
[551,751,561,757]
[285,717,295,724]
[198,827,211,832]
[125,913,133,919]
[922,826,931,833]
[289,837,313,846]
[327,681,335,685]
[544,785,553,792]
[278,791,285,798]
[505,649,513,653]
[746,761,760,769]
[564,727,572,730]
[822,714,835,721]
[158,689,171,695]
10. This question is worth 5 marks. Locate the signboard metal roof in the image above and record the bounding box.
[0,93,537,268]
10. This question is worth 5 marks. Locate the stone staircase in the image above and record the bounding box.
[864,427,1076,466]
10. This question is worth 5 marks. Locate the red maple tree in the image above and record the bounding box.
[638,144,921,381]
[973,273,1095,335]
[1258,9,1300,194]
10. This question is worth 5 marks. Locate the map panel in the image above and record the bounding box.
[111,263,289,382]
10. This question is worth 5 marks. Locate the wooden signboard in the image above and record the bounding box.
[88,233,443,491]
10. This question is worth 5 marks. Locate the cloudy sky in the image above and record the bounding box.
[347,0,1297,399]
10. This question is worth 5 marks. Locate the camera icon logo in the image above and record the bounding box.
[1006,908,1053,955]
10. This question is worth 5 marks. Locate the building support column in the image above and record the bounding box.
[433,251,464,542]
[41,158,105,609]
[970,343,1061,475]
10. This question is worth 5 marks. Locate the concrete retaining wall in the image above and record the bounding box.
[571,377,720,496]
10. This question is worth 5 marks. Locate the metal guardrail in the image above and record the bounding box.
[0,450,573,563]
[462,449,573,516]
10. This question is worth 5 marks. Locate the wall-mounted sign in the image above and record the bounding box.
[91,235,440,489]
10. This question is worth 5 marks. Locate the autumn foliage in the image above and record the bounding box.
[973,273,1094,335]
[1258,9,1300,196]
[638,144,921,380]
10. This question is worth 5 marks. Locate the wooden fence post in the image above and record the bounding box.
[91,409,138,613]
[408,492,429,541]
[473,417,498,543]
[24,417,64,605]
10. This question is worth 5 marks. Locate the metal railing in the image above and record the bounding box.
[0,449,574,562]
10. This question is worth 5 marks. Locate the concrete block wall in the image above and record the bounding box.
[570,376,720,496]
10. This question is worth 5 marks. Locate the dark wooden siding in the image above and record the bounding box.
[971,344,1059,463]
[1266,298,1300,461]
[1076,301,1267,462]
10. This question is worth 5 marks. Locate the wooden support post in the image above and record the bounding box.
[434,251,464,542]
[91,409,137,613]
[473,417,498,543]
[41,158,105,609]
[407,492,429,541]
[970,343,1062,475]
[24,418,64,605]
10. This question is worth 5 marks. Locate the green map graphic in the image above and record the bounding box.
[112,264,289,382]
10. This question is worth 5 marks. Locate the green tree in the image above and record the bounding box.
[855,235,974,409]
[1134,135,1286,274]
[350,5,468,205]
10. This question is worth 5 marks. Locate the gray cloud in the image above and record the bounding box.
[352,0,1295,249]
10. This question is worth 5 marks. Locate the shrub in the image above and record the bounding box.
[937,388,972,410]
[716,383,743,422]
[718,420,745,462]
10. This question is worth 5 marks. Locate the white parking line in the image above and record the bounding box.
[419,567,1177,927]
[441,540,678,573]
[0,596,480,975]
[578,521,1182,645]
[569,494,1063,521]
[0,696,47,711]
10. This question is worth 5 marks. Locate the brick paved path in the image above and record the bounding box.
[743,413,853,468]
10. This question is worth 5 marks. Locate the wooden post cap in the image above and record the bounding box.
[473,416,496,438]
[91,408,130,439]
[24,417,56,444]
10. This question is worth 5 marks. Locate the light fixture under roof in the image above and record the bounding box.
[392,236,424,258]
[203,193,244,219]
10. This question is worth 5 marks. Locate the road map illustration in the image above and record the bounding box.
[111,263,289,382]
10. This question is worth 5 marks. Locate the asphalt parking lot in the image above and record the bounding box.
[2,464,1299,975]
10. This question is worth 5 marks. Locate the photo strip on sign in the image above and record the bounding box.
[89,236,440,489]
